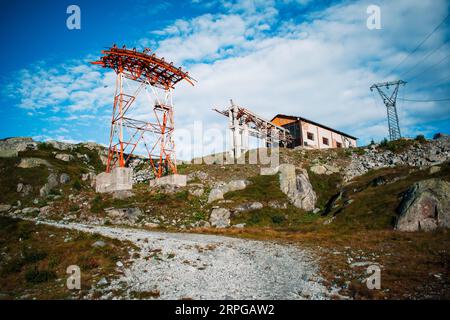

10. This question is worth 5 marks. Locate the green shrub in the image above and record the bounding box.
[271,214,285,224]
[25,268,57,284]
[72,179,82,191]
[415,134,426,143]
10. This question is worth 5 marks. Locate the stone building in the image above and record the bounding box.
[271,114,357,149]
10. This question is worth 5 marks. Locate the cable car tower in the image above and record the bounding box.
[92,45,194,178]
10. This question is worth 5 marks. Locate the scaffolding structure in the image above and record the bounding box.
[92,45,194,178]
[370,80,406,141]
[213,100,292,158]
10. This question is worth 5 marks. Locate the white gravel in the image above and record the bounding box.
[38,220,335,300]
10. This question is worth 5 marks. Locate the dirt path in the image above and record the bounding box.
[38,220,335,299]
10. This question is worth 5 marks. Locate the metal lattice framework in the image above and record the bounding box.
[370,80,406,141]
[213,100,292,158]
[92,45,194,177]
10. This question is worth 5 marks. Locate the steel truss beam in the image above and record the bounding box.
[213,100,293,158]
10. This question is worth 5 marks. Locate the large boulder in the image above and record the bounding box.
[39,173,59,197]
[396,179,450,232]
[207,180,249,203]
[278,164,316,211]
[209,208,231,228]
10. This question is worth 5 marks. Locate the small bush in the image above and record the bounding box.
[23,250,47,264]
[72,179,82,191]
[271,214,285,224]
[91,195,104,213]
[1,258,24,275]
[69,204,80,212]
[25,268,57,284]
[415,134,426,143]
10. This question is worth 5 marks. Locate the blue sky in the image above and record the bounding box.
[1,0,449,158]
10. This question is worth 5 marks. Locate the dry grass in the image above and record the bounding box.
[0,216,133,299]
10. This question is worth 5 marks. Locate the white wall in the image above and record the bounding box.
[300,121,356,149]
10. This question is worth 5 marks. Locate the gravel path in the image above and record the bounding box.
[38,220,334,300]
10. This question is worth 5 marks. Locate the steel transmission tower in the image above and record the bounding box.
[370,80,406,141]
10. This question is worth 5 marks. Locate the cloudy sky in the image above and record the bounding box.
[1,0,449,159]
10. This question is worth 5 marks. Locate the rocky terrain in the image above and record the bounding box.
[0,135,449,299]
[35,219,337,300]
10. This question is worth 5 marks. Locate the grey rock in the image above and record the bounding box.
[0,137,37,153]
[60,173,70,184]
[429,166,441,174]
[55,153,74,162]
[40,173,59,197]
[279,164,316,211]
[207,187,224,203]
[209,208,231,228]
[268,201,288,209]
[234,202,263,213]
[39,206,51,216]
[17,157,50,168]
[105,207,142,222]
[97,277,108,286]
[92,240,106,248]
[233,223,246,228]
[0,204,11,213]
[207,180,249,203]
[112,190,134,200]
[310,165,327,175]
[22,207,39,214]
[47,140,73,151]
[189,187,204,197]
[396,179,450,232]
[17,183,32,196]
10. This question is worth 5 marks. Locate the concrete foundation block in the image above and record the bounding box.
[150,174,187,187]
[95,167,133,193]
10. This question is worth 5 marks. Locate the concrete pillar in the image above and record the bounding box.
[242,121,249,153]
[232,107,241,159]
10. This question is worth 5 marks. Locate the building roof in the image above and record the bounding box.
[270,114,358,140]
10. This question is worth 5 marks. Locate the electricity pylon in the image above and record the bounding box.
[370,80,406,141]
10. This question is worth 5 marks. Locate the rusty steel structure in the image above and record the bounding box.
[213,100,292,158]
[92,45,194,178]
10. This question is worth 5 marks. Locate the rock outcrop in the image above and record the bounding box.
[0,137,37,157]
[55,153,74,162]
[17,157,50,168]
[278,164,316,211]
[207,180,249,203]
[396,179,450,232]
[39,173,59,197]
[345,137,450,181]
[209,208,231,228]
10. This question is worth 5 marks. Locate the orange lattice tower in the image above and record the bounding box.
[92,45,194,178]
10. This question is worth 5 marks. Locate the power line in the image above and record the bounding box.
[400,39,449,78]
[407,52,450,81]
[385,12,450,79]
[398,97,450,102]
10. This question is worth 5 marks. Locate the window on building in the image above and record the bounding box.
[336,142,342,148]
[307,132,314,140]
[322,137,329,145]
